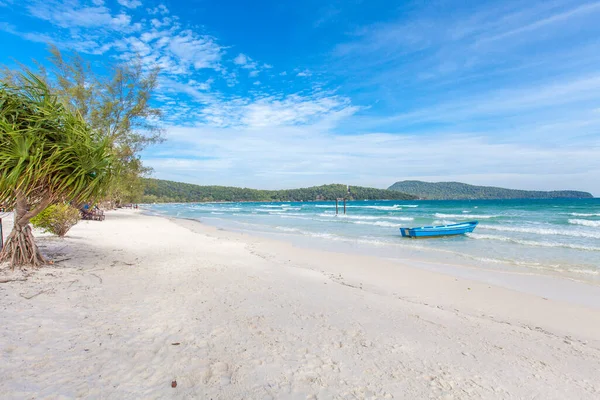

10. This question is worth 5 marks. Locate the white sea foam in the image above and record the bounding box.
[352,220,403,228]
[468,233,600,252]
[480,224,600,239]
[402,205,419,208]
[568,219,600,228]
[211,212,225,215]
[319,214,414,222]
[314,204,404,211]
[269,212,306,217]
[356,205,402,211]
[275,226,301,233]
[435,213,497,219]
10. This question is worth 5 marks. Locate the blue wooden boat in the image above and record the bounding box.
[400,221,478,238]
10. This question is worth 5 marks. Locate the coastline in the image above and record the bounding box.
[169,215,600,332]
[1,209,599,398]
[174,213,600,304]
[145,198,600,287]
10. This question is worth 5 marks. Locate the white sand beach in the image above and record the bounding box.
[1,209,600,399]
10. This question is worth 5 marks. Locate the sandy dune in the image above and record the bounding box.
[1,209,599,399]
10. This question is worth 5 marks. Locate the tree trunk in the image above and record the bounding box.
[0,193,50,269]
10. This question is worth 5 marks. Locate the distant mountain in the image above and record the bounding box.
[143,179,418,203]
[387,180,593,200]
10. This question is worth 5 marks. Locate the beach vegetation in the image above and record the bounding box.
[388,180,593,200]
[2,46,163,206]
[31,203,81,237]
[0,73,113,267]
[142,179,418,203]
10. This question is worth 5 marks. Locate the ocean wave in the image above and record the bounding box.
[319,214,414,222]
[259,204,291,208]
[275,226,301,233]
[274,228,392,246]
[435,213,497,219]
[354,205,402,211]
[433,220,458,225]
[314,204,404,211]
[570,212,600,217]
[269,212,307,217]
[468,233,600,252]
[402,205,419,208]
[480,224,600,239]
[352,220,403,228]
[568,219,600,228]
[210,212,225,215]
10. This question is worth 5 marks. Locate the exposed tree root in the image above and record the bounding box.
[0,224,47,269]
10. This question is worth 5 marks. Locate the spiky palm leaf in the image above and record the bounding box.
[0,72,114,267]
[0,72,113,209]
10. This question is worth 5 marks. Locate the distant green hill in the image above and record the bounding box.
[142,178,417,203]
[387,180,593,200]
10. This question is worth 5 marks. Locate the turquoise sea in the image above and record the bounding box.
[146,199,600,284]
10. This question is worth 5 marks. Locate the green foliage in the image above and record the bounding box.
[47,47,163,205]
[0,72,115,267]
[388,180,593,200]
[142,179,417,203]
[0,72,114,211]
[31,203,80,237]
[2,46,163,205]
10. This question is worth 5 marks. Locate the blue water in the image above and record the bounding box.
[145,199,600,284]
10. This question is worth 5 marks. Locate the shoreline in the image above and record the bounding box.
[1,209,600,398]
[144,198,600,288]
[150,209,600,308]
[168,215,600,338]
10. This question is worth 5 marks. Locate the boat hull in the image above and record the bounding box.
[400,221,478,238]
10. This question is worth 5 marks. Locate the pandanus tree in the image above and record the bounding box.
[0,73,114,268]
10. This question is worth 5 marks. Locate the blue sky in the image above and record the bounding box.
[1,0,599,194]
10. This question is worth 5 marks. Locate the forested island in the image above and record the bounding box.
[388,180,593,200]
[142,179,417,203]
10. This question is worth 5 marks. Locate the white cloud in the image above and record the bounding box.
[117,0,142,9]
[297,69,312,77]
[167,30,222,70]
[233,53,259,70]
[233,53,249,65]
[279,71,288,76]
[148,4,169,15]
[27,1,133,30]
[198,92,357,129]
[248,70,259,78]
[146,124,600,192]
[253,81,261,85]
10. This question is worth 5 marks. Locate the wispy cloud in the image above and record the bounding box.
[477,1,600,44]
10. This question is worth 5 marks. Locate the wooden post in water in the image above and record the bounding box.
[343,198,346,215]
[335,199,339,215]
